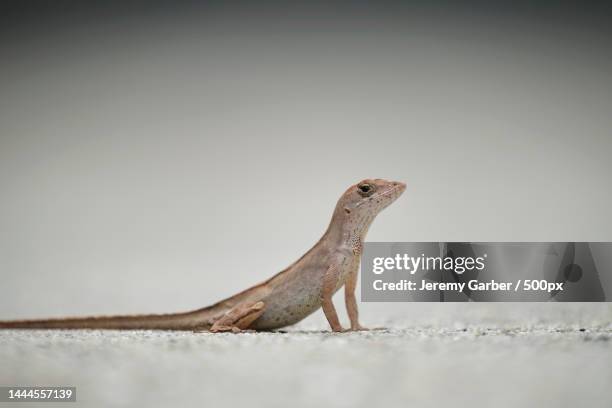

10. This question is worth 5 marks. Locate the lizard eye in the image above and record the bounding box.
[357,183,374,197]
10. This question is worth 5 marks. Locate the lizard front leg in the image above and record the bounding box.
[209,301,266,333]
[321,264,345,332]
[345,267,367,331]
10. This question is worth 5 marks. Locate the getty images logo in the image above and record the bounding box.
[372,253,488,275]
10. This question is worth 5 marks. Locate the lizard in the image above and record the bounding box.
[0,179,406,333]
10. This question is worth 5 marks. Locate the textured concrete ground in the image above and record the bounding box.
[1,304,611,408]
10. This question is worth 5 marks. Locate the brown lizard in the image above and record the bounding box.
[0,179,405,333]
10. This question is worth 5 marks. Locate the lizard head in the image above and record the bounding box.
[339,179,406,218]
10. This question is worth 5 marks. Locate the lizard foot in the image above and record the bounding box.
[210,301,266,333]
[209,326,258,334]
[209,325,242,333]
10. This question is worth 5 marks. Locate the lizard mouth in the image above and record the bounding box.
[377,185,404,201]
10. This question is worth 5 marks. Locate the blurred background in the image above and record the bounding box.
[0,1,611,325]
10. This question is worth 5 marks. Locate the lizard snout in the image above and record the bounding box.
[393,181,406,191]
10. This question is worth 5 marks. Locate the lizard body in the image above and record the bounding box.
[0,179,405,332]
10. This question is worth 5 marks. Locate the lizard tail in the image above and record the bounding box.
[0,308,226,331]
[0,282,261,331]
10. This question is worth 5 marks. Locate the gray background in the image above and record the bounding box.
[0,2,611,407]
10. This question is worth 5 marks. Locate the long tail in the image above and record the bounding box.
[0,301,242,331]
[0,279,265,331]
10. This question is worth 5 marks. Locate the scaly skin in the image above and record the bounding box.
[0,179,405,333]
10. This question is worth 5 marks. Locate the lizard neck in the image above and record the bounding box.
[322,206,376,253]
